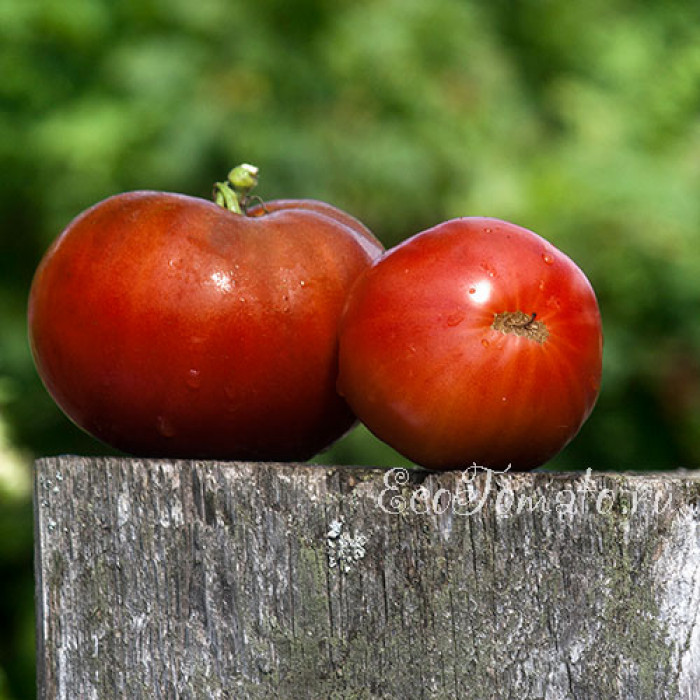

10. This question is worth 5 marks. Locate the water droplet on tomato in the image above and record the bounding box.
[481,338,490,348]
[538,279,546,291]
[542,253,554,265]
[446,311,465,327]
[186,369,201,389]
[299,280,306,287]
[156,416,176,438]
[466,281,491,304]
[479,262,496,278]
[210,271,234,292]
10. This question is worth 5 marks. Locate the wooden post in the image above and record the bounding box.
[35,457,700,699]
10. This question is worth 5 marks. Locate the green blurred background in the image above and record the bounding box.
[3,0,700,695]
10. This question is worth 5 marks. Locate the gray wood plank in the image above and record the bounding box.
[34,457,700,699]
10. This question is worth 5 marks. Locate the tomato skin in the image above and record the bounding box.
[337,217,603,470]
[28,191,383,460]
[246,198,381,251]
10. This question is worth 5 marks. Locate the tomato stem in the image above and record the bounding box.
[523,312,538,329]
[492,310,548,344]
[213,163,260,215]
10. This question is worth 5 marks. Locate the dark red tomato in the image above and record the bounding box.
[247,199,381,249]
[28,182,383,460]
[337,217,602,470]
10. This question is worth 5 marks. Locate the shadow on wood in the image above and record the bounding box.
[34,457,700,699]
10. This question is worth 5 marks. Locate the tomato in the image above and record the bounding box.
[337,217,602,470]
[28,165,383,460]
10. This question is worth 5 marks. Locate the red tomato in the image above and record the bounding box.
[337,217,602,470]
[28,169,383,460]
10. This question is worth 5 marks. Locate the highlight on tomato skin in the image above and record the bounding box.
[337,216,603,471]
[27,165,384,461]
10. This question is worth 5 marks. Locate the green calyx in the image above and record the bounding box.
[213,163,260,215]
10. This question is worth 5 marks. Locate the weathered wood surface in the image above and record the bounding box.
[35,457,700,699]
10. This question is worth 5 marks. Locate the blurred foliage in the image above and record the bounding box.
[3,0,700,696]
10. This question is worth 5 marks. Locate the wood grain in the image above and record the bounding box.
[34,458,700,699]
